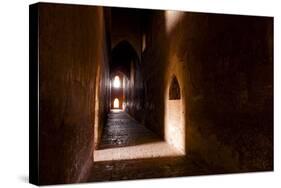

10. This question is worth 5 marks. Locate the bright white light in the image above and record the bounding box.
[113,76,121,88]
[113,98,119,108]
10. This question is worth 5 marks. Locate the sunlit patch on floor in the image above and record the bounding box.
[94,141,184,162]
[94,110,185,162]
[111,109,122,113]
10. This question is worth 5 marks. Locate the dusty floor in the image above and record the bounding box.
[89,156,209,182]
[94,110,183,161]
[98,109,161,149]
[89,110,208,182]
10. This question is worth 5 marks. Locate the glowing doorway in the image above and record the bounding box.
[113,98,120,108]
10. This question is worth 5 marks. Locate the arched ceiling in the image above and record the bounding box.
[111,40,139,77]
[110,7,143,59]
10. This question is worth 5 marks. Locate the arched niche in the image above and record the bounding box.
[169,76,181,100]
[165,74,185,154]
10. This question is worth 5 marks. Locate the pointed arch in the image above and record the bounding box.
[169,75,181,100]
[111,40,140,77]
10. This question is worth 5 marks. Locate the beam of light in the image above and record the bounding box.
[165,100,185,154]
[165,10,184,34]
[113,98,119,108]
[164,74,186,155]
[93,141,185,162]
[142,34,146,52]
[113,76,121,88]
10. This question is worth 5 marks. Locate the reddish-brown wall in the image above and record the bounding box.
[142,11,273,171]
[38,4,110,185]
[36,5,273,183]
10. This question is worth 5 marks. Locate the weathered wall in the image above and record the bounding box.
[142,12,167,137]
[94,8,111,150]
[127,59,145,122]
[38,3,110,185]
[142,11,273,172]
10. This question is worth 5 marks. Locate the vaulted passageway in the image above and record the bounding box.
[34,3,273,185]
[98,110,161,150]
[89,7,273,182]
[90,111,207,182]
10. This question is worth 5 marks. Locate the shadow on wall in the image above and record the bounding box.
[37,4,111,185]
[142,11,168,138]
[163,11,273,171]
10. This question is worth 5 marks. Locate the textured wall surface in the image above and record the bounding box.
[38,4,110,185]
[35,4,273,184]
[127,60,144,122]
[142,11,273,172]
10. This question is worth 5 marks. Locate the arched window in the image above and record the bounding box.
[113,76,121,88]
[169,76,181,100]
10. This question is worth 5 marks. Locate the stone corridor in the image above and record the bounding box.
[32,3,273,185]
[94,109,183,161]
[98,110,161,149]
[90,109,208,182]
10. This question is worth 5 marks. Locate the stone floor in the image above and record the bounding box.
[89,109,208,182]
[89,156,208,182]
[94,109,183,161]
[98,109,161,149]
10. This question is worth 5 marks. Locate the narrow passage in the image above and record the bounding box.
[89,110,208,182]
[94,109,183,161]
[98,109,160,149]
